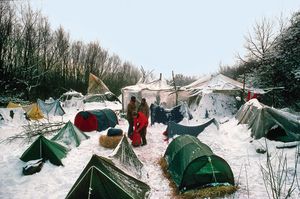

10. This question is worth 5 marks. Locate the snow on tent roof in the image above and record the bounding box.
[110,135,143,177]
[164,135,234,191]
[59,89,83,102]
[121,74,190,111]
[51,121,89,148]
[65,154,150,199]
[236,99,300,142]
[236,99,263,124]
[122,74,173,92]
[184,74,244,94]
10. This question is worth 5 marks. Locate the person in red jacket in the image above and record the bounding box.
[132,111,148,146]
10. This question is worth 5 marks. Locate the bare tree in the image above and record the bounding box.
[240,16,287,62]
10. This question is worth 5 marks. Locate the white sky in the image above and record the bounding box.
[31,0,300,78]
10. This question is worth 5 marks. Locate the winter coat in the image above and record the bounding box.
[127,101,136,122]
[138,102,150,118]
[133,112,148,133]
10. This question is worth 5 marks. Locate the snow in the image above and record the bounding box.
[0,100,300,199]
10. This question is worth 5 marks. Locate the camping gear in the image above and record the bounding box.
[236,99,300,142]
[51,121,89,148]
[20,135,69,166]
[65,154,150,199]
[165,118,219,139]
[37,98,65,117]
[150,103,193,125]
[22,159,44,175]
[111,135,143,177]
[74,109,118,132]
[164,135,234,191]
[107,128,123,136]
[99,134,123,149]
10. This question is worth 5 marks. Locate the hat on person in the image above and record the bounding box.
[131,96,136,101]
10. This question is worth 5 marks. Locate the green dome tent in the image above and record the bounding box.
[20,135,68,166]
[164,135,234,191]
[66,154,150,199]
[51,121,89,148]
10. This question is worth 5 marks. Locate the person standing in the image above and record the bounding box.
[138,98,150,118]
[127,96,137,138]
[133,111,148,146]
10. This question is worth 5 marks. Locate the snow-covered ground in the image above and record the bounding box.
[0,101,299,199]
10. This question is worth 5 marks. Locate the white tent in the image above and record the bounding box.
[121,74,189,112]
[184,73,245,95]
[184,74,246,119]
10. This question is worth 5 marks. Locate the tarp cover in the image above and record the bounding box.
[20,135,68,166]
[164,135,234,191]
[66,154,150,199]
[236,99,300,142]
[88,73,111,95]
[150,103,193,125]
[165,118,219,138]
[51,121,89,147]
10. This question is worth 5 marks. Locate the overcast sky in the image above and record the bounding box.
[31,0,300,78]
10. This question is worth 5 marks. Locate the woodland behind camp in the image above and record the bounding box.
[0,2,299,110]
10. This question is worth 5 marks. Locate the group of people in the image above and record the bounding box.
[126,96,149,147]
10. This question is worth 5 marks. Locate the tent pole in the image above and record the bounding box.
[172,71,178,106]
[88,168,93,199]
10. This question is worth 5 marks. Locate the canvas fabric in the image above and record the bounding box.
[37,99,65,116]
[87,73,110,95]
[164,135,234,191]
[111,135,144,177]
[89,109,118,132]
[51,121,89,147]
[166,118,219,138]
[22,103,44,120]
[20,135,68,166]
[66,155,150,199]
[150,103,193,125]
[236,99,300,142]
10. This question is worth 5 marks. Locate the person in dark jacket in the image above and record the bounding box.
[127,96,137,137]
[138,98,149,118]
[133,111,148,146]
